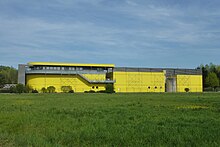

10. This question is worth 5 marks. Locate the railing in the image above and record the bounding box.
[25,69,107,75]
[25,69,115,84]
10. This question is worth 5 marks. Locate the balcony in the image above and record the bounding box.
[25,69,107,75]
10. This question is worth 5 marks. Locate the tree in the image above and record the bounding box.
[0,74,5,88]
[61,86,72,93]
[205,72,219,90]
[199,63,220,89]
[41,87,47,93]
[0,66,18,86]
[47,86,56,93]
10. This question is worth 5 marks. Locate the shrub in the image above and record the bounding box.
[25,85,33,93]
[69,90,74,93]
[84,90,96,93]
[61,86,72,93]
[0,89,11,93]
[97,90,106,93]
[203,87,214,92]
[105,84,114,93]
[9,85,17,93]
[41,87,47,93]
[32,89,38,93]
[185,88,190,92]
[47,86,56,93]
[17,84,26,93]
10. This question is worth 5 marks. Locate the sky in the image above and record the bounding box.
[0,0,220,68]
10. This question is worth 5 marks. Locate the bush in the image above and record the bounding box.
[25,85,33,93]
[41,87,47,93]
[215,87,220,92]
[47,86,56,93]
[32,89,38,93]
[203,87,214,92]
[185,88,190,92]
[61,86,72,93]
[9,85,17,93]
[105,84,114,93]
[84,90,96,93]
[16,84,26,94]
[0,84,33,94]
[69,90,74,93]
[97,90,106,93]
[0,89,11,93]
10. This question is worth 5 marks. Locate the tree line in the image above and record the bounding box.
[0,65,17,88]
[198,63,220,91]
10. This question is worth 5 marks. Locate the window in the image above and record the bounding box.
[148,86,150,89]
[46,67,50,70]
[160,86,162,89]
[108,68,113,72]
[57,67,60,70]
[92,86,95,89]
[155,86,157,89]
[96,86,98,89]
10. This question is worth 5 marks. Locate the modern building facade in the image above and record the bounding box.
[18,62,203,93]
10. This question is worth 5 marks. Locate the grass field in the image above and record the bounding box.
[0,93,220,146]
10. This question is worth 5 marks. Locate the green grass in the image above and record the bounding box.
[0,93,220,146]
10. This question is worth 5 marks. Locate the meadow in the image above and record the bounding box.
[0,93,220,146]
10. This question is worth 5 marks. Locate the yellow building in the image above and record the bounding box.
[18,62,203,93]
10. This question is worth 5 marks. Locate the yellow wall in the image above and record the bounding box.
[26,74,106,93]
[26,73,203,93]
[176,75,203,92]
[113,71,165,92]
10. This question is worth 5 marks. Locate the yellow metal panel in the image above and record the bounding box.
[176,75,202,92]
[114,71,165,93]
[26,74,106,93]
[28,62,115,67]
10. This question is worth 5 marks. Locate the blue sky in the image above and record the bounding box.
[0,0,220,68]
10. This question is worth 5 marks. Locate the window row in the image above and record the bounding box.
[30,66,112,72]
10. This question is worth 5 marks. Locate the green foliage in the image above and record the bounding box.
[16,84,26,94]
[41,87,47,93]
[68,90,74,93]
[0,74,5,88]
[47,86,56,93]
[0,65,18,88]
[61,86,72,93]
[199,63,220,88]
[105,84,114,93]
[184,88,190,92]
[205,72,219,89]
[0,93,220,146]
[32,89,38,93]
